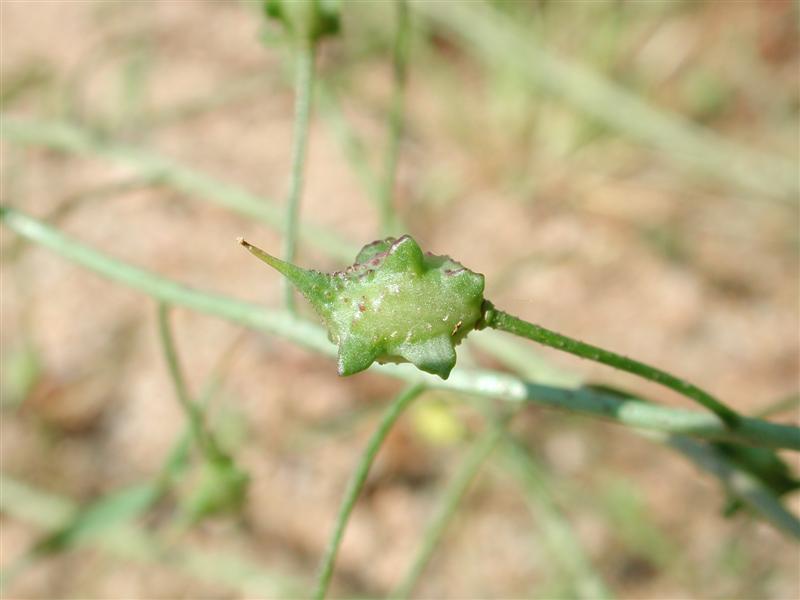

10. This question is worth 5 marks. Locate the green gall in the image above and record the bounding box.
[239,235,485,379]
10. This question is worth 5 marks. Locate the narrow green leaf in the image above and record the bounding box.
[34,484,159,554]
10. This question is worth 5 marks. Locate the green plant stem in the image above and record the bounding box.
[283,41,317,313]
[157,303,225,462]
[378,0,411,236]
[313,383,425,600]
[155,332,247,490]
[483,304,741,428]
[392,426,501,599]
[3,207,798,450]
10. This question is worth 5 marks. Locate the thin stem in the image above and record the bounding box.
[483,304,742,428]
[4,208,799,450]
[392,427,501,599]
[157,303,223,462]
[313,383,426,600]
[282,41,317,312]
[378,0,411,236]
[155,331,247,491]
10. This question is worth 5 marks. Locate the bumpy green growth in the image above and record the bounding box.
[239,235,485,379]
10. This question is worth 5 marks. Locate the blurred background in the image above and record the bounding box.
[1,1,798,598]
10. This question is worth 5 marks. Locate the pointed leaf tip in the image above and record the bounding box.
[240,238,333,307]
[238,238,284,270]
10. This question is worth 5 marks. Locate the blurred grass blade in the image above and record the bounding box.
[753,393,800,419]
[157,303,223,462]
[314,383,426,599]
[0,481,159,592]
[0,115,356,262]
[502,437,613,599]
[0,474,302,597]
[155,334,248,491]
[2,206,799,451]
[410,0,798,202]
[0,474,73,529]
[318,82,382,202]
[661,435,800,540]
[34,484,160,554]
[0,340,41,408]
[157,304,248,525]
[392,426,501,599]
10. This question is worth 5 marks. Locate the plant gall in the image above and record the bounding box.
[239,235,485,379]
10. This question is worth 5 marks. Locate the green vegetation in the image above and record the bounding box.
[2,1,797,598]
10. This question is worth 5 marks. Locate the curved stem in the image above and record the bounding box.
[282,40,317,313]
[157,303,222,462]
[483,303,741,427]
[313,383,426,600]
